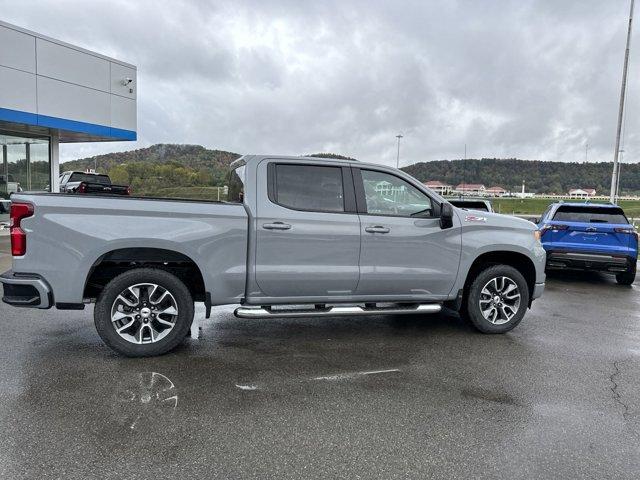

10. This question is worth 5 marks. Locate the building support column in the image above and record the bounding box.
[2,145,7,195]
[50,130,60,193]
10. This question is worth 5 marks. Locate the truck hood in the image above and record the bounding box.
[453,208,537,231]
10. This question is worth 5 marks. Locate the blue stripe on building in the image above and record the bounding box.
[0,107,136,141]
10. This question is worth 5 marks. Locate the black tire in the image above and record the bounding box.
[463,264,530,334]
[616,263,636,285]
[94,268,194,357]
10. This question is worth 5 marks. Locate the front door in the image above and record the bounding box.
[254,161,361,298]
[354,168,461,298]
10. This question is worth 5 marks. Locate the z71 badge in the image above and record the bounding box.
[465,215,487,222]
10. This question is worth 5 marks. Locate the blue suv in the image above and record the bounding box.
[537,202,638,285]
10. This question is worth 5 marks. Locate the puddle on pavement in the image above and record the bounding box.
[112,372,178,430]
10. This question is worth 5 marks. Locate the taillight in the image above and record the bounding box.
[542,224,568,231]
[10,202,34,256]
[78,182,87,193]
[539,224,568,237]
[614,227,636,234]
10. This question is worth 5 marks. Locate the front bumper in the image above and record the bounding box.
[532,282,545,300]
[0,270,53,309]
[546,251,635,273]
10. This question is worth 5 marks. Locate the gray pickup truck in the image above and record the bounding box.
[1,155,545,356]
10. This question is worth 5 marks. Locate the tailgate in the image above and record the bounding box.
[83,182,130,195]
[550,221,631,253]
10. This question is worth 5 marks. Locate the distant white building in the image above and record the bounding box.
[485,186,506,197]
[374,180,409,202]
[424,180,452,195]
[455,183,486,196]
[514,180,534,199]
[568,188,596,199]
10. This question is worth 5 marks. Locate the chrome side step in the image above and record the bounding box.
[234,303,441,319]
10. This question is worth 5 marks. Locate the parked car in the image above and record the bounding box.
[449,198,494,213]
[59,171,130,195]
[537,202,637,285]
[1,155,546,356]
[0,199,9,228]
[0,174,21,194]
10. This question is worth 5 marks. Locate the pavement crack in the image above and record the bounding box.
[609,360,630,420]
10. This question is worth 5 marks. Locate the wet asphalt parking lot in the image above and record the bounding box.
[1,233,640,479]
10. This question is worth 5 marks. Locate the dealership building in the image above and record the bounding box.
[0,20,137,194]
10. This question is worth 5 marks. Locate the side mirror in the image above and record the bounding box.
[440,202,454,229]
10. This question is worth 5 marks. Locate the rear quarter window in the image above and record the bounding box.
[552,206,628,224]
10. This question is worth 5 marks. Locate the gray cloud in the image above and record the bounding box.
[1,0,637,166]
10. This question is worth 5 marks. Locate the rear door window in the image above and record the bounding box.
[552,206,628,224]
[272,164,345,213]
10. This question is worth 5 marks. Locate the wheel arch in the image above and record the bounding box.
[83,247,207,303]
[464,250,537,305]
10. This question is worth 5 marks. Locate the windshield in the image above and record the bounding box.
[69,173,111,185]
[553,206,628,224]
[227,165,245,203]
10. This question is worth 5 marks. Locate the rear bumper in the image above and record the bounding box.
[546,251,635,273]
[0,270,53,309]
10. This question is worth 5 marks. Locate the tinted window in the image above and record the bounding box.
[540,205,553,222]
[274,164,344,212]
[69,173,111,185]
[553,206,628,224]
[450,200,490,212]
[361,170,432,217]
[227,165,245,203]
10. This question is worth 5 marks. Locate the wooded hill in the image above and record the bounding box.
[63,145,640,197]
[401,158,640,195]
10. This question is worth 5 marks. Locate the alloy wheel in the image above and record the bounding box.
[110,283,179,344]
[478,276,521,325]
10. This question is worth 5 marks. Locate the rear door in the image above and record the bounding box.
[254,160,361,298]
[548,205,633,253]
[353,167,461,298]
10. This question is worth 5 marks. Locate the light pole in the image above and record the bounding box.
[585,142,589,163]
[616,149,625,199]
[395,134,403,168]
[610,0,634,203]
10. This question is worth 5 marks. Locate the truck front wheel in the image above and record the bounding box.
[94,268,194,357]
[464,265,530,334]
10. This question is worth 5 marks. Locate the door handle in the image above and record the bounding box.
[263,222,292,230]
[365,225,390,234]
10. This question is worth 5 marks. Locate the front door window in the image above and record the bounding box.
[361,169,433,217]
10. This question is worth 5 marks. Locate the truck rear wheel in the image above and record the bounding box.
[94,268,194,357]
[464,265,529,334]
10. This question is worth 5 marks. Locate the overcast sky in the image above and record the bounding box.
[2,0,638,166]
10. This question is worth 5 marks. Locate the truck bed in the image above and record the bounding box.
[8,192,249,306]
